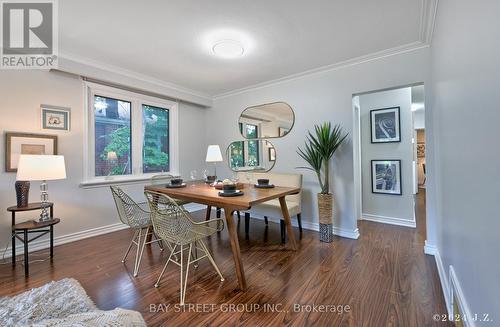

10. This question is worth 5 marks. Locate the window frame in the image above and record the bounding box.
[82,82,179,186]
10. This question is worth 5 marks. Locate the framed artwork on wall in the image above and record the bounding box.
[371,159,402,195]
[417,143,426,158]
[370,107,401,143]
[41,105,71,131]
[268,147,276,161]
[5,132,58,172]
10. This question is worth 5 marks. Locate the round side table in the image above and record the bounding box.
[7,202,58,276]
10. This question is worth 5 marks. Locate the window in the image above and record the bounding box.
[245,124,260,167]
[84,82,178,184]
[231,122,262,170]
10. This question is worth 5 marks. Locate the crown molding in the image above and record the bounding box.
[419,0,439,44]
[57,51,213,107]
[213,41,429,100]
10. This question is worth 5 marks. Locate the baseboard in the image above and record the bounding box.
[424,240,438,255]
[424,242,451,317]
[2,204,206,260]
[2,222,129,259]
[183,203,207,213]
[243,212,360,239]
[362,213,416,228]
[450,265,476,327]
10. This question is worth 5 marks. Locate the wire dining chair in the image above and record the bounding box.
[144,190,225,305]
[110,186,176,277]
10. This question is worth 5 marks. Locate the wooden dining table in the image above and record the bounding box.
[144,181,300,291]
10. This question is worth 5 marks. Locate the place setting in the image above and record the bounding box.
[165,178,186,188]
[217,179,244,197]
[254,178,275,189]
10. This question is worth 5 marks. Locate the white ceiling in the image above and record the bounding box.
[60,0,430,97]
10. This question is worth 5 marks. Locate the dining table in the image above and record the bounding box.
[144,181,300,291]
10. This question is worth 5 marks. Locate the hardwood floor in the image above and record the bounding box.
[0,191,450,326]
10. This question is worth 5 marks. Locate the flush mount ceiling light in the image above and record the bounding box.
[212,39,244,58]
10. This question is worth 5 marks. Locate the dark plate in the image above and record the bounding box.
[218,190,244,197]
[166,183,187,188]
[254,184,275,189]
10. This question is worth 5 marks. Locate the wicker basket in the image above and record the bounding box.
[317,193,333,242]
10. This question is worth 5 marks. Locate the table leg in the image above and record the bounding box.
[23,230,29,276]
[279,196,297,250]
[12,230,16,266]
[224,207,247,290]
[50,225,54,258]
[205,205,212,221]
[12,212,15,266]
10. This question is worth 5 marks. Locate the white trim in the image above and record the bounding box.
[2,204,205,259]
[232,210,360,239]
[449,265,476,327]
[57,52,212,107]
[362,213,416,228]
[3,222,129,259]
[424,243,452,316]
[419,0,439,44]
[83,82,179,184]
[214,42,429,99]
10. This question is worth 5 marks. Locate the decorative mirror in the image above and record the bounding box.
[238,102,295,139]
[227,140,276,172]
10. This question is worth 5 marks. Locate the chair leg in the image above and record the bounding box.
[297,213,303,233]
[280,220,286,243]
[264,216,269,225]
[237,211,241,222]
[181,243,192,305]
[199,239,224,281]
[155,244,177,288]
[244,213,250,237]
[122,229,138,263]
[192,240,199,268]
[179,244,184,305]
[216,207,221,218]
[133,227,149,277]
[153,231,164,251]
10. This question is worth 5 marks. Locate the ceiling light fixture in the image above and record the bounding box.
[212,39,244,58]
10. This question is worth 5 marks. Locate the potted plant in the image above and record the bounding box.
[297,122,348,242]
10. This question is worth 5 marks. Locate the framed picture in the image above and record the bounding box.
[371,160,402,195]
[370,107,401,143]
[5,132,58,172]
[41,105,71,131]
[417,143,426,158]
[268,147,276,161]
[279,127,289,137]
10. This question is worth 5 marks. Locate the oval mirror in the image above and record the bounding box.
[227,140,276,172]
[238,102,295,139]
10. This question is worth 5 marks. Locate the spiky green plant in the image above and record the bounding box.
[297,122,348,194]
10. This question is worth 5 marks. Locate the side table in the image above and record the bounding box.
[7,202,58,276]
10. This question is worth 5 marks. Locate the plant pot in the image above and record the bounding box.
[317,193,333,242]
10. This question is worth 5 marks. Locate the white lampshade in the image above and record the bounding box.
[16,155,67,181]
[205,145,223,162]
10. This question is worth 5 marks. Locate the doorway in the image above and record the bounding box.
[352,84,426,236]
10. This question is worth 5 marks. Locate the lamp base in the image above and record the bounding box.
[15,181,30,208]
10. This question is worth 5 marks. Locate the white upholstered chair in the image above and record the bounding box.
[237,172,303,242]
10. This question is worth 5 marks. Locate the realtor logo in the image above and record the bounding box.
[1,0,58,69]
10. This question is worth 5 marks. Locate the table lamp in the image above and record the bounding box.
[205,145,223,182]
[16,155,67,221]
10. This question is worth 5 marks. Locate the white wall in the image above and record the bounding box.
[207,47,431,237]
[429,0,500,321]
[359,87,414,225]
[0,70,207,251]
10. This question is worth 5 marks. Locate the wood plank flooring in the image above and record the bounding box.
[0,190,450,326]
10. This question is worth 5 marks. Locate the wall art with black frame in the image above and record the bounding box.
[370,107,401,143]
[371,159,402,195]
